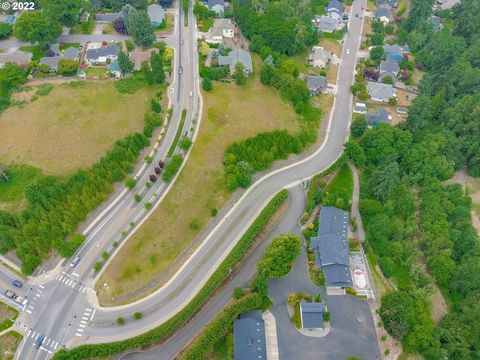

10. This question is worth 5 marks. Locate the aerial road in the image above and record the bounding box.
[7,0,366,358]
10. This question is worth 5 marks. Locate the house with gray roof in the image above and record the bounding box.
[300,302,325,329]
[208,0,225,15]
[86,44,119,64]
[234,311,266,360]
[374,7,392,23]
[306,75,328,95]
[95,12,122,23]
[367,81,396,102]
[218,48,253,75]
[376,0,398,8]
[147,4,165,27]
[308,46,335,68]
[366,108,392,125]
[0,51,32,68]
[207,18,235,42]
[40,47,79,71]
[310,206,352,290]
[384,44,410,62]
[312,15,343,33]
[327,0,344,16]
[353,102,367,114]
[379,59,400,83]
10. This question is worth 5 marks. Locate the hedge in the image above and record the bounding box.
[177,293,263,360]
[52,189,288,359]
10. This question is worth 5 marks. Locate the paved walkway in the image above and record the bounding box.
[263,310,279,360]
[349,162,365,242]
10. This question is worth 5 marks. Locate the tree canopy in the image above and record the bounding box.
[13,11,61,46]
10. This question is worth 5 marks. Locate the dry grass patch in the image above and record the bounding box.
[96,75,300,306]
[0,81,157,176]
[326,64,339,83]
[319,39,342,57]
[0,331,22,360]
[363,17,373,36]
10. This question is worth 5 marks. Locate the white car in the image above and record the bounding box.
[70,256,80,267]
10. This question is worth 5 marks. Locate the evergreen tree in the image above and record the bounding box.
[118,50,134,75]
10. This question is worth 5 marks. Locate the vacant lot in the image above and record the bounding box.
[0,331,22,360]
[97,68,301,305]
[0,81,157,176]
[0,302,18,332]
[319,39,342,57]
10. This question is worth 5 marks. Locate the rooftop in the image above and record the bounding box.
[210,18,234,37]
[147,4,165,24]
[374,7,391,18]
[234,311,266,360]
[95,12,122,23]
[366,108,392,124]
[367,81,396,101]
[86,44,118,60]
[218,48,253,74]
[327,0,344,14]
[300,302,325,329]
[306,75,328,91]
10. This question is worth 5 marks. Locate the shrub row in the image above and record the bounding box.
[52,189,288,359]
[177,293,263,360]
[162,154,183,182]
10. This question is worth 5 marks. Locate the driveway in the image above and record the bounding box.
[267,231,380,360]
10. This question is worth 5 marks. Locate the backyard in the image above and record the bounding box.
[0,81,159,177]
[96,64,302,306]
[85,66,108,77]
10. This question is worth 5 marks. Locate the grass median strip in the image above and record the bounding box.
[53,190,288,360]
[167,109,187,157]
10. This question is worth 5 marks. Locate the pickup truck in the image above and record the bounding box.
[4,289,16,299]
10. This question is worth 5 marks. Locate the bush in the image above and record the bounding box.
[257,234,301,278]
[125,39,134,52]
[323,311,331,322]
[52,190,288,360]
[125,178,136,190]
[162,154,183,182]
[93,261,103,272]
[116,317,125,325]
[151,99,161,113]
[143,112,162,137]
[178,137,192,150]
[134,194,141,202]
[57,59,79,76]
[144,202,152,209]
[133,312,142,320]
[202,77,212,91]
[211,208,218,216]
[233,287,244,299]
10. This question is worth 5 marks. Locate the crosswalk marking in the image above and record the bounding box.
[27,329,31,337]
[39,285,44,289]
[75,333,82,337]
[79,324,86,328]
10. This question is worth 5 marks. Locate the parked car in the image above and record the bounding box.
[154,167,161,174]
[12,280,22,288]
[16,296,28,306]
[4,289,16,299]
[158,160,165,168]
[34,335,45,349]
[70,256,80,268]
[179,66,183,74]
[149,174,157,182]
[182,131,188,137]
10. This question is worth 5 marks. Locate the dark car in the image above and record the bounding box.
[34,335,45,349]
[154,167,161,174]
[158,160,165,168]
[355,13,359,17]
[12,280,23,288]
[149,174,157,182]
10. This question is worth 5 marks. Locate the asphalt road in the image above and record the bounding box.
[6,0,368,357]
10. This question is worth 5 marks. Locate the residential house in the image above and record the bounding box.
[208,0,225,15]
[49,43,62,57]
[0,52,32,68]
[108,60,121,78]
[326,0,344,18]
[40,47,80,72]
[207,18,234,43]
[374,7,392,23]
[353,102,367,114]
[366,108,392,125]
[312,15,343,33]
[95,12,122,23]
[300,302,325,329]
[367,81,396,102]
[86,44,119,65]
[306,75,328,95]
[396,106,408,114]
[376,0,398,8]
[310,206,353,292]
[308,46,334,68]
[430,15,442,32]
[383,44,410,62]
[218,48,253,75]
[147,4,165,27]
[234,311,267,360]
[379,59,400,83]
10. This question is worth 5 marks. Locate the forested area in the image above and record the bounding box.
[224,0,324,190]
[346,0,480,357]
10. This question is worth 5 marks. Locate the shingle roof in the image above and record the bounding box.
[86,45,118,60]
[147,4,165,24]
[309,46,334,63]
[218,48,253,74]
[40,57,60,68]
[367,81,396,101]
[310,206,352,287]
[95,12,122,23]
[234,312,266,360]
[0,51,32,66]
[374,7,391,18]
[312,15,341,32]
[300,302,324,329]
[384,44,409,62]
[379,59,400,74]
[327,0,344,14]
[63,47,79,59]
[376,0,398,7]
[430,15,441,32]
[208,0,225,9]
[366,108,392,124]
[210,18,234,38]
[39,46,78,69]
[108,60,120,72]
[306,75,328,92]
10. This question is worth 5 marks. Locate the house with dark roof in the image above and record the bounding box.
[306,75,328,95]
[374,7,392,23]
[376,0,398,8]
[218,48,253,75]
[379,59,400,83]
[300,302,325,329]
[367,81,396,102]
[86,45,119,64]
[234,311,267,360]
[366,108,392,125]
[208,0,225,15]
[0,52,32,68]
[95,12,122,23]
[353,102,367,114]
[310,206,352,290]
[311,15,343,33]
[384,44,410,62]
[326,0,344,17]
[147,4,165,27]
[40,47,79,71]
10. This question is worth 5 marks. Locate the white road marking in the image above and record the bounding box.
[90,309,96,321]
[35,294,41,298]
[27,329,31,337]
[75,333,82,337]
[35,333,39,340]
[26,309,32,314]
[62,277,68,284]
[39,285,44,289]
[85,308,92,312]
[82,317,89,321]
[81,287,86,293]
[45,338,50,346]
[53,342,58,349]
[36,288,42,293]
[72,272,79,277]
[79,324,86,328]
[77,328,84,332]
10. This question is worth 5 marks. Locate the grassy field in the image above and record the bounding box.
[19,45,45,62]
[324,163,354,203]
[96,64,301,306]
[0,331,22,360]
[85,66,108,77]
[0,81,158,177]
[0,302,18,332]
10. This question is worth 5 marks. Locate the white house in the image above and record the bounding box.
[374,7,392,24]
[207,18,234,43]
[207,0,225,15]
[85,44,118,64]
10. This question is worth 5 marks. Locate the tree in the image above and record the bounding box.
[199,41,210,57]
[57,59,79,76]
[14,11,62,46]
[0,23,12,40]
[133,312,142,320]
[260,63,275,85]
[257,234,301,278]
[372,162,400,201]
[233,287,244,299]
[41,0,83,27]
[116,316,125,325]
[118,50,134,75]
[202,77,212,91]
[141,61,154,84]
[150,51,165,84]
[121,4,136,34]
[151,99,161,113]
[234,62,246,86]
[370,46,384,63]
[351,117,367,137]
[129,10,155,47]
[113,17,127,34]
[179,137,192,150]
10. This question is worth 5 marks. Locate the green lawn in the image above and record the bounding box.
[324,163,354,201]
[198,18,214,32]
[321,32,345,41]
[0,331,22,360]
[206,329,234,360]
[60,43,80,51]
[71,18,95,34]
[102,24,115,35]
[85,66,108,77]
[0,302,19,333]
[0,165,43,203]
[19,45,46,62]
